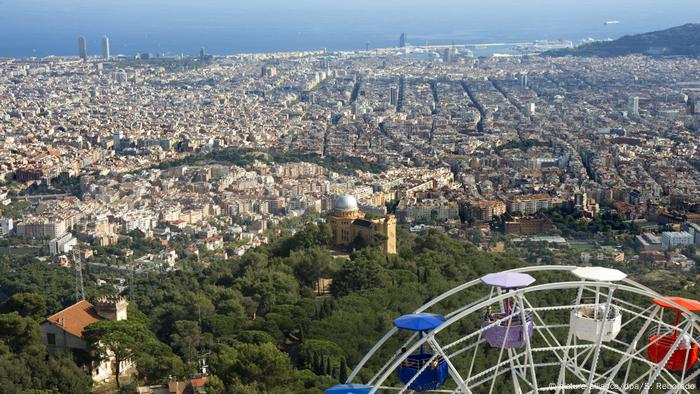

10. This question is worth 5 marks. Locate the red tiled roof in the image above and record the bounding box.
[191,376,209,388]
[45,300,102,338]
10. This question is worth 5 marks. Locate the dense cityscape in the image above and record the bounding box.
[2,22,700,394]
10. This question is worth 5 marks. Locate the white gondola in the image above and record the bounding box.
[571,302,622,342]
[569,267,626,342]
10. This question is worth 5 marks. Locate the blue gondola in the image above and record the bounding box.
[393,313,449,392]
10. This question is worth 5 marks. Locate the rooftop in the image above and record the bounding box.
[44,300,101,338]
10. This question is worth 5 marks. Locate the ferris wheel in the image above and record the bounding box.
[326,265,700,394]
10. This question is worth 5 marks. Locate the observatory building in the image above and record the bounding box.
[327,194,397,254]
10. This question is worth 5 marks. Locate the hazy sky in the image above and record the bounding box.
[1,0,698,56]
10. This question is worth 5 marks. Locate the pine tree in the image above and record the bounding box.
[298,350,307,368]
[325,356,332,376]
[298,325,305,342]
[339,357,348,382]
[311,352,318,373]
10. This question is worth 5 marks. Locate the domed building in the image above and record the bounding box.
[327,194,397,254]
[334,195,359,213]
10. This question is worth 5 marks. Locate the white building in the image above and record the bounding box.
[121,210,158,233]
[49,232,78,255]
[661,231,694,250]
[628,96,639,117]
[0,218,13,237]
[684,222,700,245]
[636,232,663,251]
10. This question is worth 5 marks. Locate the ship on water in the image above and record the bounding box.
[605,20,621,25]
[514,39,573,54]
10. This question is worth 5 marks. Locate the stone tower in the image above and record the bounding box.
[94,296,128,321]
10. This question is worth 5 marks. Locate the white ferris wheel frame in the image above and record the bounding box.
[344,265,700,394]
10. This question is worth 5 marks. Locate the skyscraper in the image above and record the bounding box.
[199,47,206,61]
[629,96,639,117]
[442,48,454,63]
[520,73,528,87]
[390,87,399,106]
[78,36,87,60]
[399,33,407,48]
[101,35,110,59]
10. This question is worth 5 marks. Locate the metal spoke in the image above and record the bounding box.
[584,286,615,394]
[599,305,659,392]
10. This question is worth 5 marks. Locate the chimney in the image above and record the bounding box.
[94,296,129,321]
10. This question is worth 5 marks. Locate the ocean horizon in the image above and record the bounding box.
[1,0,698,58]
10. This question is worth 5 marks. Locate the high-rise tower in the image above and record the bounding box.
[78,36,87,60]
[628,96,639,117]
[101,35,110,59]
[399,33,407,48]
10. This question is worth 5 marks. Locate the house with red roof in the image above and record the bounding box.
[41,297,132,383]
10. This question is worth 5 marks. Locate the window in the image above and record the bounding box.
[47,333,56,345]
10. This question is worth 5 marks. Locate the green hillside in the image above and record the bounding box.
[546,23,700,57]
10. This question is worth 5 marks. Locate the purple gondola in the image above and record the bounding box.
[480,272,536,349]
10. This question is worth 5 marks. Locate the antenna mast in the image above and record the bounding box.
[74,248,85,301]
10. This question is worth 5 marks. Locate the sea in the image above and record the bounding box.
[0,0,698,58]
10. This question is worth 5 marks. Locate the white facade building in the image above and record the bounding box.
[0,218,13,237]
[48,232,77,255]
[661,231,694,250]
[684,222,700,245]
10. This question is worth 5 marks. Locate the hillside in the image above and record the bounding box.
[545,23,700,57]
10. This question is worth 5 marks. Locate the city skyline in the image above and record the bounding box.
[1,0,699,57]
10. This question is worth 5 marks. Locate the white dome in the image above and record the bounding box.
[334,194,359,212]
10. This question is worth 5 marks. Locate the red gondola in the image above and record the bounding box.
[647,296,700,371]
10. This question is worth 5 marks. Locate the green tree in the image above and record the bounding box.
[0,311,91,393]
[84,316,183,388]
[205,374,225,394]
[133,338,185,384]
[211,342,293,390]
[288,247,333,287]
[331,249,389,296]
[0,258,76,312]
[46,353,93,394]
[339,357,348,382]
[0,312,45,357]
[84,320,143,388]
[1,293,46,320]
[170,320,204,370]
